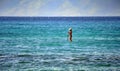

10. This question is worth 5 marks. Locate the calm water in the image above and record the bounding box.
[0,17,120,71]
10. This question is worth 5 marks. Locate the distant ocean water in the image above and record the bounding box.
[0,17,120,71]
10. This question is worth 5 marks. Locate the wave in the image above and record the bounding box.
[74,37,120,40]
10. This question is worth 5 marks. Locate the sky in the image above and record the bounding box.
[0,0,120,16]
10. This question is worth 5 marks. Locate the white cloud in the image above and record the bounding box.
[0,0,120,16]
[53,0,81,16]
[0,0,50,16]
[52,0,99,16]
[0,0,82,16]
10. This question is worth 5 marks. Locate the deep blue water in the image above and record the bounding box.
[0,17,120,71]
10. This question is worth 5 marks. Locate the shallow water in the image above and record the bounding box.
[0,17,120,71]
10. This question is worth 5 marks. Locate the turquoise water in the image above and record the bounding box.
[0,17,120,71]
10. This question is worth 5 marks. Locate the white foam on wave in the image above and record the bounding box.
[74,37,120,40]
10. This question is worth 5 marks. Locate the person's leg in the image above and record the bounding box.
[70,36,72,41]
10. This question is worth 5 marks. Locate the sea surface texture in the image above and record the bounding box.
[0,17,120,71]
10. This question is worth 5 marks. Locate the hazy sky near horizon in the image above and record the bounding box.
[0,0,120,16]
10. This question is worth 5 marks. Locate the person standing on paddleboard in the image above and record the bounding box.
[68,28,72,42]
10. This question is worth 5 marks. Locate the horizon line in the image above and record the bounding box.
[0,16,120,17]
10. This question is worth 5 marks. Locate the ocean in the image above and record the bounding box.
[0,17,120,71]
